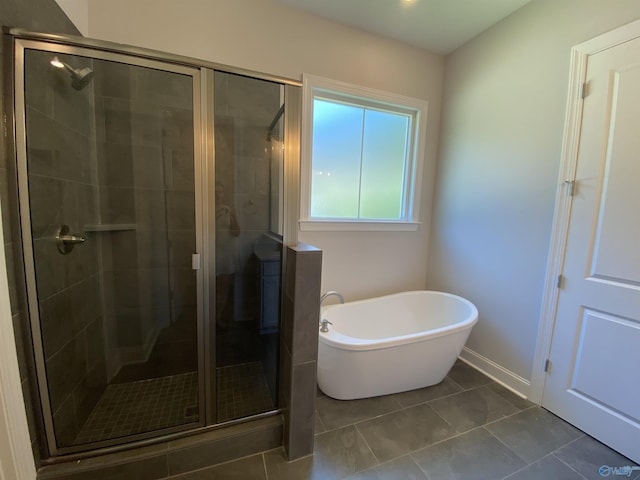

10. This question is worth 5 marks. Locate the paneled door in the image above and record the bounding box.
[542,35,640,462]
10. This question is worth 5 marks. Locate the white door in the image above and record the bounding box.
[542,36,640,463]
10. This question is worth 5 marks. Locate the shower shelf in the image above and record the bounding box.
[84,223,137,232]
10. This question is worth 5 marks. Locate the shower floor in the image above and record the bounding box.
[74,362,275,444]
[216,361,275,423]
[75,371,199,444]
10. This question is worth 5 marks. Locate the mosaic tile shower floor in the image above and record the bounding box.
[216,361,275,423]
[75,371,199,444]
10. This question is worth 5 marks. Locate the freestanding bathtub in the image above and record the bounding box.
[317,291,478,400]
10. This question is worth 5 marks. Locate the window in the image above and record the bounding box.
[301,74,427,231]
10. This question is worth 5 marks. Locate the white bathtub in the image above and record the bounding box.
[317,291,478,400]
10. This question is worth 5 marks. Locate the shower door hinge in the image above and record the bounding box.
[192,253,201,270]
[564,180,575,196]
[556,274,564,289]
[544,358,552,373]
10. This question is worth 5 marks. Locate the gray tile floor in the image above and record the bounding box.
[216,362,275,423]
[76,372,199,444]
[163,361,638,480]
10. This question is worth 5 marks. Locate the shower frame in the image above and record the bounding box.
[7,28,301,459]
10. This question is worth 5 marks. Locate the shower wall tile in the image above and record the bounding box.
[46,333,89,414]
[93,61,131,100]
[73,360,107,429]
[134,189,167,230]
[228,75,279,128]
[98,186,135,224]
[56,122,93,184]
[65,237,99,286]
[69,275,101,332]
[137,268,171,309]
[24,51,54,116]
[134,69,193,111]
[86,317,107,369]
[101,97,133,146]
[170,150,196,192]
[33,238,66,299]
[77,184,98,227]
[28,175,75,239]
[40,290,74,360]
[168,229,196,269]
[166,190,195,230]
[52,81,94,138]
[97,142,134,187]
[106,230,138,270]
[129,106,163,148]
[238,155,257,193]
[114,307,143,346]
[131,145,164,189]
[237,193,269,231]
[161,107,194,151]
[52,393,79,447]
[135,231,169,268]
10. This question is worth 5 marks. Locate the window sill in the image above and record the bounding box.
[299,220,420,232]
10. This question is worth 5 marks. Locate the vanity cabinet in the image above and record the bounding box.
[256,253,281,334]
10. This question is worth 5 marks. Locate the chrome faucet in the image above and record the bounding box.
[320,290,344,305]
[319,319,333,333]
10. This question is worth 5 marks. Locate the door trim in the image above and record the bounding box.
[530,17,640,403]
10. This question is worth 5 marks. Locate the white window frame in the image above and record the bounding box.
[300,74,428,232]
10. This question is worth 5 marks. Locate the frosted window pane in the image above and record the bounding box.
[311,99,362,218]
[360,110,409,219]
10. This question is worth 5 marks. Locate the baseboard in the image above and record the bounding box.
[459,347,532,400]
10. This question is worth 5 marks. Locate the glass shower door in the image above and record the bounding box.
[213,71,283,423]
[18,44,204,453]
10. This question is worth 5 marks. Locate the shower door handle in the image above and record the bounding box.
[55,225,85,255]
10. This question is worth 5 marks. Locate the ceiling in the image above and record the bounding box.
[272,0,531,54]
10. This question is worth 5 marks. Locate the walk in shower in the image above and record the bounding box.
[9,31,298,457]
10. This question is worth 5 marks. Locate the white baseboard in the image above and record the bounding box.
[459,347,532,400]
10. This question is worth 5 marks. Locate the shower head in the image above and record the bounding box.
[51,56,94,90]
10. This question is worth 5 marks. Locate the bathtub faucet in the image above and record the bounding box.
[320,290,344,305]
[319,319,333,333]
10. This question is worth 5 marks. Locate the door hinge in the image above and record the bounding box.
[581,81,589,99]
[544,358,552,373]
[564,180,575,196]
[556,274,564,289]
[192,253,201,270]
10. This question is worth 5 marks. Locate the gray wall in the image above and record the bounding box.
[0,0,82,462]
[427,0,640,387]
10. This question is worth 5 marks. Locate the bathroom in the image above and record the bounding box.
[1,0,640,478]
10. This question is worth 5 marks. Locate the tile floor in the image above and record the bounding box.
[75,372,199,444]
[161,361,638,480]
[216,362,275,422]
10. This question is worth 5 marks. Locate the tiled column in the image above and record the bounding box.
[280,243,322,460]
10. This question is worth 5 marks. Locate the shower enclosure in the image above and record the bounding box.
[9,31,298,457]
